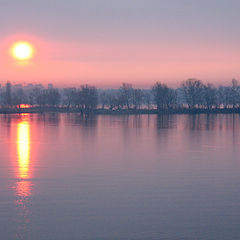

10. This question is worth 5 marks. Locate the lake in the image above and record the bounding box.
[1,113,240,240]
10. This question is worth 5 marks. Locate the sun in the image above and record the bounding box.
[11,41,34,60]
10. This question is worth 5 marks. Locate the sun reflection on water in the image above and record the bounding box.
[14,116,33,238]
[17,121,30,180]
[16,119,33,198]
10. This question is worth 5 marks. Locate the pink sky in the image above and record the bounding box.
[1,1,240,88]
[0,34,240,88]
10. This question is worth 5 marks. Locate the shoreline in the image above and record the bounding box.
[0,107,240,115]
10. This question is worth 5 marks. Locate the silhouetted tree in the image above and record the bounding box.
[12,88,26,109]
[99,91,109,109]
[36,90,48,108]
[166,88,177,109]
[230,79,240,108]
[132,89,144,109]
[181,79,205,109]
[63,88,77,110]
[46,89,61,107]
[1,82,12,108]
[6,82,12,107]
[1,79,240,114]
[27,87,41,106]
[74,85,98,113]
[216,86,226,108]
[152,82,175,112]
[118,83,133,109]
[203,83,217,109]
[106,93,118,110]
[144,92,152,110]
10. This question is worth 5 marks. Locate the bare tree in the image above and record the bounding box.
[132,89,144,109]
[12,88,26,110]
[144,92,152,110]
[1,82,12,108]
[106,93,118,110]
[63,88,77,110]
[181,79,205,109]
[73,85,98,113]
[46,89,61,107]
[118,83,133,109]
[36,90,48,108]
[230,79,240,108]
[152,82,175,112]
[203,83,217,110]
[99,91,109,109]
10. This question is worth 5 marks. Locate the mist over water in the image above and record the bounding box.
[1,113,240,240]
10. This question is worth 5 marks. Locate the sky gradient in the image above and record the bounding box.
[0,0,240,87]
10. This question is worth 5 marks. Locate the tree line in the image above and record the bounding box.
[1,79,240,113]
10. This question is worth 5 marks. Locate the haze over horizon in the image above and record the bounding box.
[0,0,240,87]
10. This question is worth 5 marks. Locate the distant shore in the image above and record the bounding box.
[0,107,240,115]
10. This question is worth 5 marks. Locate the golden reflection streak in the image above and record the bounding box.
[13,117,33,239]
[16,120,32,198]
[17,121,30,179]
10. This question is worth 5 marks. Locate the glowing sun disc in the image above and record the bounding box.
[11,42,34,60]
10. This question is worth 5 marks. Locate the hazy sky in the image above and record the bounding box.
[0,0,240,87]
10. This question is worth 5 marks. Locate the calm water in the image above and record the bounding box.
[1,113,240,240]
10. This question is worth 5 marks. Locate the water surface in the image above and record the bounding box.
[1,113,240,240]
